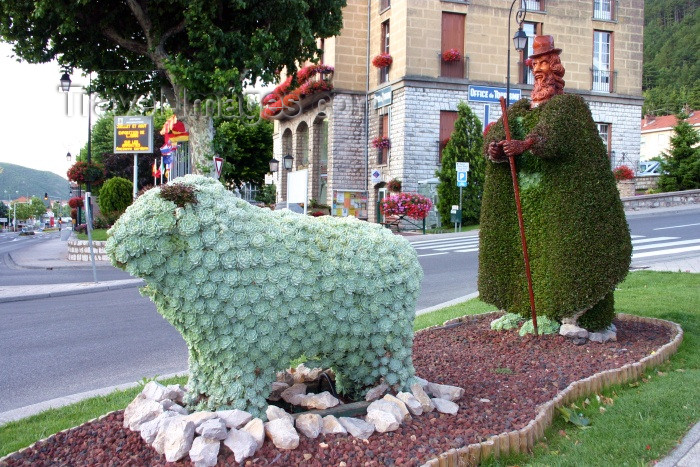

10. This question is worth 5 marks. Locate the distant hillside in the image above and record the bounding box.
[643,0,700,115]
[0,163,71,201]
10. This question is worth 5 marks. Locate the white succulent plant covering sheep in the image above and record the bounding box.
[106,175,423,418]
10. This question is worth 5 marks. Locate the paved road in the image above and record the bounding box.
[0,288,187,412]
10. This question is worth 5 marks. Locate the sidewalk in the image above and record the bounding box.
[1,227,698,466]
[0,234,143,303]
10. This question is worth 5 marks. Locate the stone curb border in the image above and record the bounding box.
[419,312,684,467]
[0,313,683,465]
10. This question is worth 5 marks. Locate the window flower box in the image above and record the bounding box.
[442,48,461,62]
[372,136,391,149]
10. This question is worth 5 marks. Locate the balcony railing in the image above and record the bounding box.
[591,68,617,93]
[521,0,545,12]
[593,0,616,21]
[438,53,469,80]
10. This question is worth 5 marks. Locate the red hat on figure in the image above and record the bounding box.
[529,35,562,59]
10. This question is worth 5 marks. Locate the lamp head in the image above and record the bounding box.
[60,72,71,92]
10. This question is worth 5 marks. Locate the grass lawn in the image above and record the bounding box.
[76,228,109,241]
[1,271,698,464]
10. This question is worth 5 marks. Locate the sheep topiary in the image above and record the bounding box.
[106,175,423,418]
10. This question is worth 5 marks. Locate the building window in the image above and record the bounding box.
[378,113,389,165]
[593,0,614,21]
[319,38,325,64]
[439,111,459,163]
[520,22,541,85]
[380,20,390,84]
[597,123,611,157]
[380,0,390,12]
[522,0,545,12]
[441,13,465,79]
[592,30,613,93]
[296,122,309,168]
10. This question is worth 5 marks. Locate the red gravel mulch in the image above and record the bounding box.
[2,313,672,467]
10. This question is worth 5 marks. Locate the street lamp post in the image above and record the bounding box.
[60,72,94,229]
[506,1,528,105]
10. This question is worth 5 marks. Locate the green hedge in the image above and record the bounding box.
[478,95,632,330]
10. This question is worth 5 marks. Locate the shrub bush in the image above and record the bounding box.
[97,177,133,217]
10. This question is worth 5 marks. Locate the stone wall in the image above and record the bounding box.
[622,189,700,210]
[588,97,643,170]
[635,175,659,191]
[68,238,108,262]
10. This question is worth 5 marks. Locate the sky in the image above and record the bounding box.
[0,42,88,179]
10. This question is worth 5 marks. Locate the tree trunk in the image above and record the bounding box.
[180,112,215,176]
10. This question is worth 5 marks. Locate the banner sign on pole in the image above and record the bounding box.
[114,116,154,153]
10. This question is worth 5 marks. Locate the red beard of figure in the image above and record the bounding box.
[531,72,563,106]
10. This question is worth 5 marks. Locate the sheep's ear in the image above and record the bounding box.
[159,184,198,207]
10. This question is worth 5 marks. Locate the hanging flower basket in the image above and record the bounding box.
[612,165,635,182]
[372,53,393,68]
[442,48,462,62]
[68,197,84,209]
[67,161,106,185]
[372,136,391,149]
[380,192,433,220]
[387,178,402,193]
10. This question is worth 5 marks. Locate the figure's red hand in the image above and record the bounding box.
[502,139,528,157]
[487,141,508,163]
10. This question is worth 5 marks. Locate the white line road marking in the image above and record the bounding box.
[633,239,700,251]
[632,245,700,259]
[411,237,479,246]
[631,237,678,244]
[653,222,700,231]
[417,252,449,258]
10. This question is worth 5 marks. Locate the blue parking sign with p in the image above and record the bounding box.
[457,171,468,187]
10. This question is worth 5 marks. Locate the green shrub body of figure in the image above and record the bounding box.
[478,36,632,331]
[106,175,422,418]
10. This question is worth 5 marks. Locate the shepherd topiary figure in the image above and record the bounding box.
[479,35,632,332]
[106,175,422,418]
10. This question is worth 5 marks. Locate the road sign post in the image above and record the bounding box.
[455,162,470,232]
[213,156,224,180]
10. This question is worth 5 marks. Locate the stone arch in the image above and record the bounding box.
[312,113,329,204]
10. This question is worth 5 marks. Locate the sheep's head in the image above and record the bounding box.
[106,176,208,278]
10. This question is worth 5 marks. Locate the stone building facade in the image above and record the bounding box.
[267,0,644,223]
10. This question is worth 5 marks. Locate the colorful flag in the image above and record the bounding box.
[160,143,173,156]
[152,160,161,178]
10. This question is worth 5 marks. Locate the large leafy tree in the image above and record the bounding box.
[657,112,700,191]
[213,100,273,188]
[435,102,485,226]
[0,0,346,173]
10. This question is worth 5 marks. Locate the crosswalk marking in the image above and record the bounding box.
[633,245,700,259]
[412,233,700,263]
[633,238,700,251]
[631,236,678,244]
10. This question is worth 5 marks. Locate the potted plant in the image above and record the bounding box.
[612,165,636,197]
[372,53,393,68]
[387,178,402,193]
[442,48,461,62]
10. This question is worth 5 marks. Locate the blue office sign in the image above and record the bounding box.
[468,85,521,105]
[374,86,392,109]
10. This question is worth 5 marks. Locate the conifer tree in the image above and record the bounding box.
[658,112,700,191]
[435,102,484,225]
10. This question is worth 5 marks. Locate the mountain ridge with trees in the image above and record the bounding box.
[0,162,71,201]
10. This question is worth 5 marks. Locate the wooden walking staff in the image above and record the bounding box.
[499,96,538,336]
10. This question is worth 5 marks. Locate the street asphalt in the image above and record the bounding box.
[0,218,698,465]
